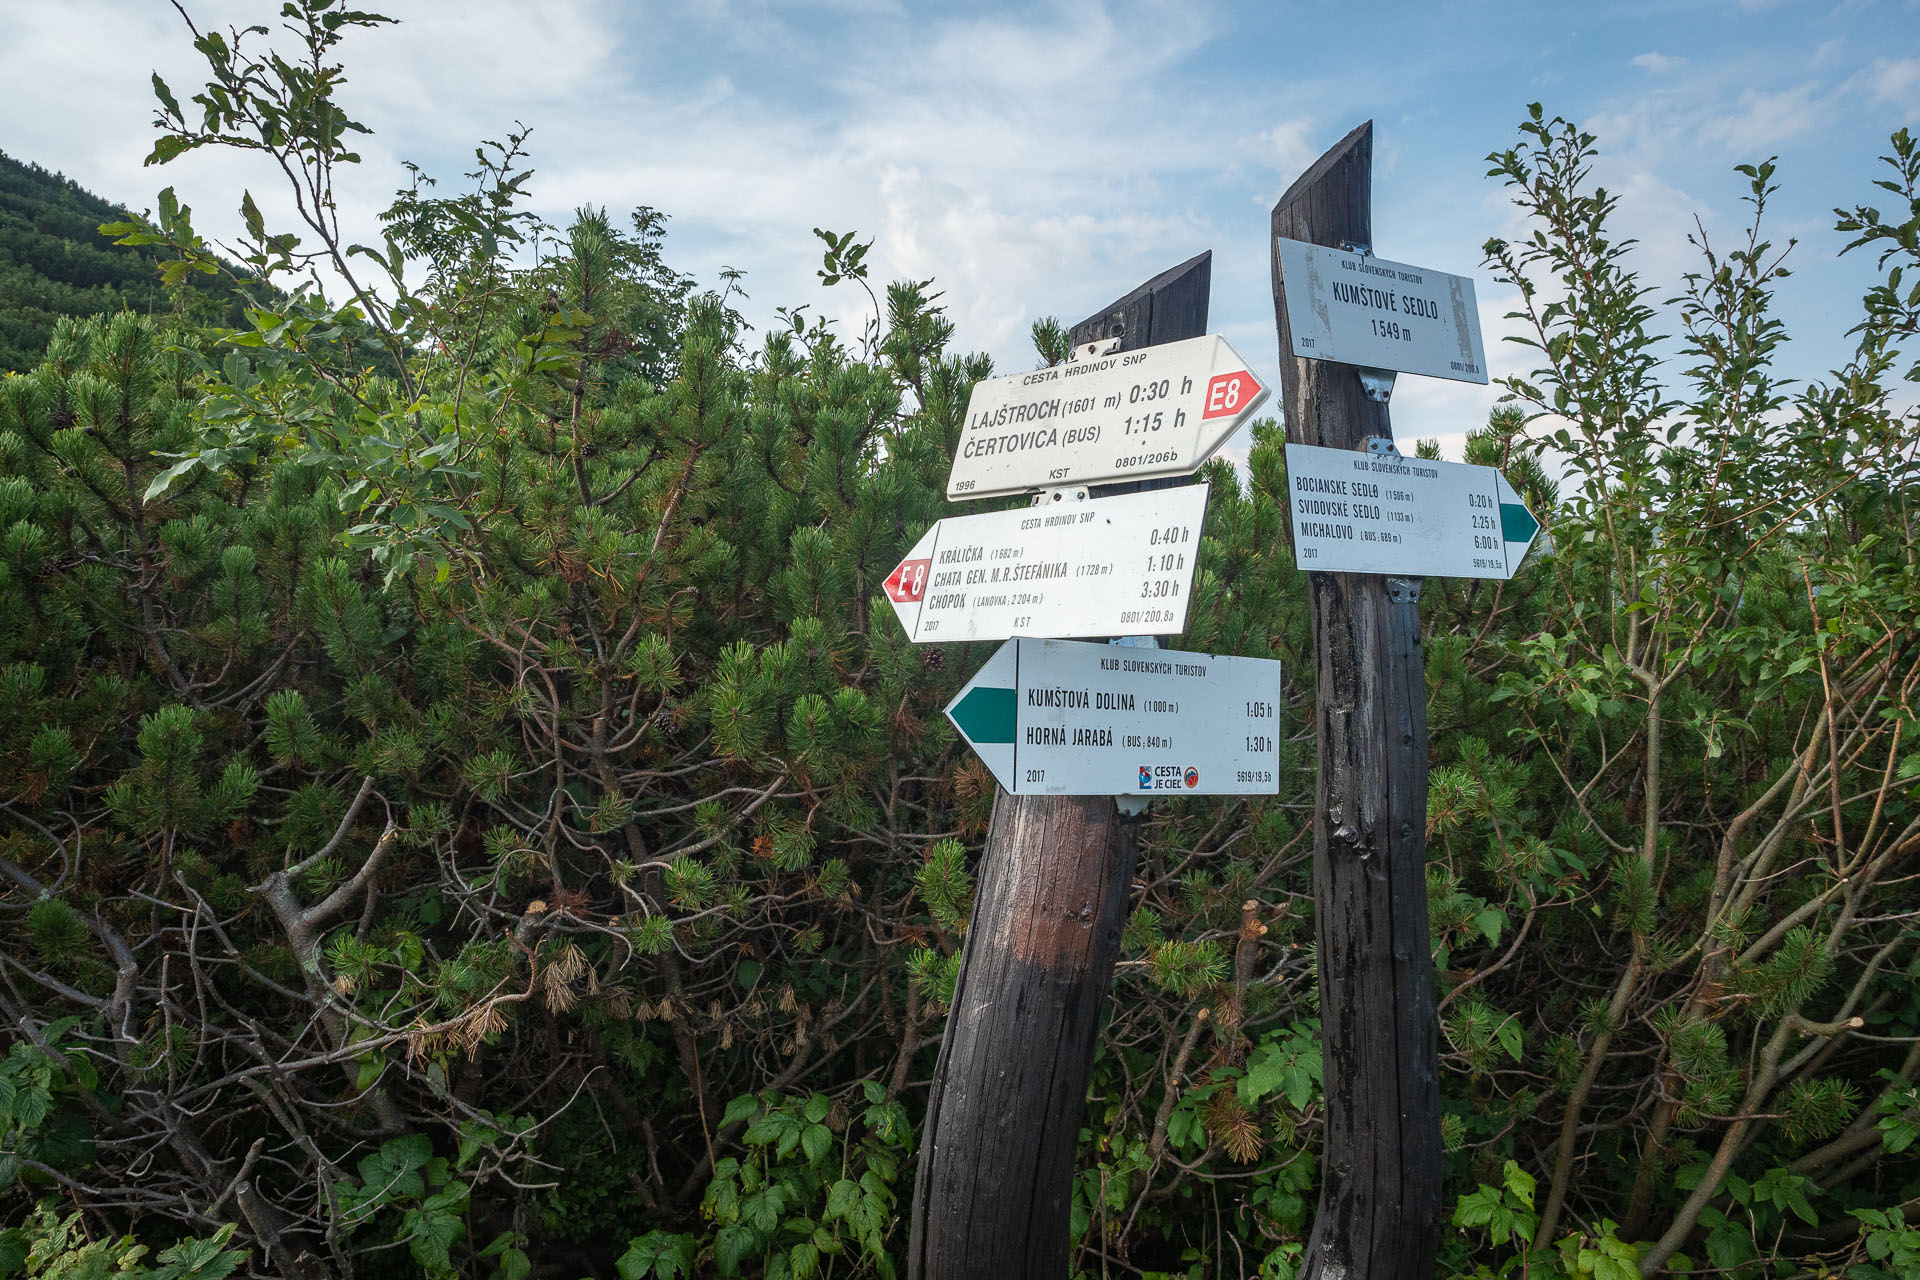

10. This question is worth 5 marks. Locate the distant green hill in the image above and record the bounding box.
[0,151,247,372]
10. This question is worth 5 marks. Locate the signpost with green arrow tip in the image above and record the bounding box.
[944,637,1281,797]
[1283,441,1540,578]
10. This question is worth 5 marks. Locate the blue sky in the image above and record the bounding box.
[2,0,1916,457]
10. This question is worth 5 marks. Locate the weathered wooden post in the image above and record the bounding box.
[906,256,1211,1280]
[1270,121,1443,1280]
[1068,251,1212,367]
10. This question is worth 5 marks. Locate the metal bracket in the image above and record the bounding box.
[1115,794,1151,817]
[1364,436,1401,457]
[1357,368,1397,403]
[1070,337,1123,362]
[1031,486,1090,507]
[1329,243,1396,401]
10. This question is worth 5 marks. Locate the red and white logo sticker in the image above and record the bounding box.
[884,558,931,604]
[1203,370,1259,419]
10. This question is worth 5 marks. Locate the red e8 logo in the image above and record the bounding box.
[1203,371,1257,418]
[884,558,930,603]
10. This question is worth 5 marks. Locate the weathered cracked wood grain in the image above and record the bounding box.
[1271,120,1443,1280]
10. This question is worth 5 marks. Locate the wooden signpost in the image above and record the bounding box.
[906,257,1218,1280]
[1271,121,1445,1280]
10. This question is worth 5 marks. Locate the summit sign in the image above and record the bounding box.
[1274,238,1488,384]
[946,334,1268,499]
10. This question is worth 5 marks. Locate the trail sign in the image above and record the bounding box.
[945,637,1281,796]
[945,334,1268,499]
[1274,237,1488,384]
[1285,442,1539,578]
[882,485,1207,643]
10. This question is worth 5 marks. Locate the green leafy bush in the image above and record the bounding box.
[0,8,1916,1279]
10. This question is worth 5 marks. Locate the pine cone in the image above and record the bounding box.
[920,647,945,672]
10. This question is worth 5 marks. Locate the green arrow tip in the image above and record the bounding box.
[1500,502,1539,545]
[950,686,1016,745]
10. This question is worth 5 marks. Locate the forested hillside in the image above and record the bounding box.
[0,7,1915,1280]
[0,152,246,373]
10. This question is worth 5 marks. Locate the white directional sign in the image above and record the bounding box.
[1285,444,1539,578]
[1274,238,1488,384]
[882,486,1207,643]
[946,335,1269,499]
[946,638,1282,796]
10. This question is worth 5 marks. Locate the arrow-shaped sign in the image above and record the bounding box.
[946,334,1269,500]
[945,637,1282,796]
[884,485,1208,643]
[1284,443,1540,579]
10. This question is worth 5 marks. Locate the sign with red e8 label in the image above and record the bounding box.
[944,334,1268,500]
[883,486,1209,643]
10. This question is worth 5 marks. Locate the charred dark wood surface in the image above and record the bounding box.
[1270,120,1442,1280]
[1068,249,1210,355]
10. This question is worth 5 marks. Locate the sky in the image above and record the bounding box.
[2,0,1917,462]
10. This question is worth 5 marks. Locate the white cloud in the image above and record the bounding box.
[0,0,638,305]
[1631,51,1686,73]
[1857,56,1920,113]
[1252,120,1319,203]
[1699,82,1826,153]
[1809,38,1846,70]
